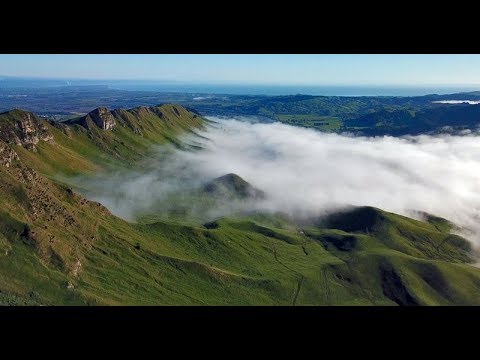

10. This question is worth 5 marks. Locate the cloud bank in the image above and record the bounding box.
[77,117,480,246]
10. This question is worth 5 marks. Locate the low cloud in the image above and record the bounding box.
[75,117,480,246]
[433,100,480,104]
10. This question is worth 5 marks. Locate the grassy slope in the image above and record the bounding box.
[276,114,343,132]
[0,106,479,305]
[74,208,480,305]
[15,104,204,176]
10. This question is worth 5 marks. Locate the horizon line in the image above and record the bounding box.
[1,75,480,88]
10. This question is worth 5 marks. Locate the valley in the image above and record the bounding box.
[1,104,479,305]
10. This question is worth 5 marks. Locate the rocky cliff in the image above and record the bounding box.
[67,107,116,130]
[86,107,116,130]
[0,140,20,168]
[0,109,54,151]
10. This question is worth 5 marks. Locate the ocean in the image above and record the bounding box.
[110,83,480,96]
[1,76,479,96]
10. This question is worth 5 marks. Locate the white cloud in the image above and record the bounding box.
[77,118,480,246]
[433,100,480,104]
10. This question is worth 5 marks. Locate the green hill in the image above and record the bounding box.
[0,107,479,305]
[203,173,266,200]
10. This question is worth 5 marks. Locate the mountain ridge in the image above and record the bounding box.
[0,104,205,177]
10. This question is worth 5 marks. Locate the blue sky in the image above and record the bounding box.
[0,54,479,85]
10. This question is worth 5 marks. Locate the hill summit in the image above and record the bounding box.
[67,107,116,130]
[203,173,266,200]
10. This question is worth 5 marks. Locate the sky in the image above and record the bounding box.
[0,54,479,86]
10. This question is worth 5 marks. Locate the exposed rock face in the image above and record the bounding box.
[134,106,151,118]
[0,110,54,151]
[67,105,203,137]
[0,140,19,168]
[151,107,166,119]
[87,108,116,130]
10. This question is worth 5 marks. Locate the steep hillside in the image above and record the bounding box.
[0,105,207,304]
[0,109,54,150]
[1,104,204,177]
[0,107,479,305]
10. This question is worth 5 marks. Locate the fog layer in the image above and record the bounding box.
[77,117,480,245]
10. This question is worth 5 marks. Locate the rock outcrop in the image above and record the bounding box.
[67,107,116,131]
[87,107,116,130]
[0,140,19,168]
[0,109,54,151]
[203,173,266,200]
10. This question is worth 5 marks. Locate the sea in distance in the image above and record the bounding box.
[1,76,479,96]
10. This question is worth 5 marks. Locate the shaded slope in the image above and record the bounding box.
[313,206,473,263]
[301,206,479,305]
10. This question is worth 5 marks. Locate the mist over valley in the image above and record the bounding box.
[73,117,480,249]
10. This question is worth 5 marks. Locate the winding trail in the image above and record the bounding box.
[292,276,305,306]
[270,238,305,305]
[322,268,331,305]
